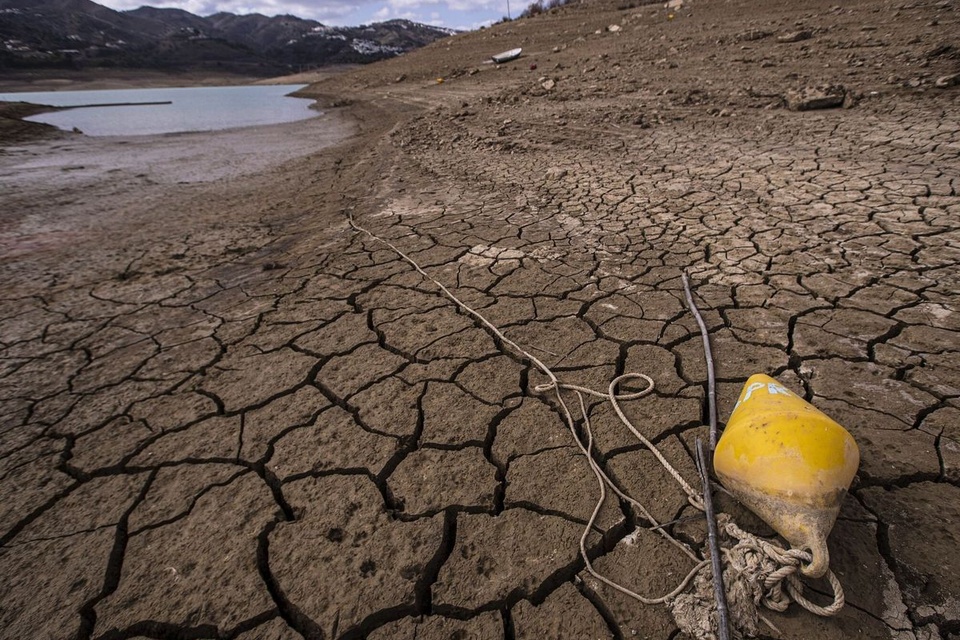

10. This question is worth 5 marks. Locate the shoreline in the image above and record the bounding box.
[0,66,361,94]
[0,65,360,144]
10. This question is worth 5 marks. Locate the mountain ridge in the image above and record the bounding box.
[0,0,456,75]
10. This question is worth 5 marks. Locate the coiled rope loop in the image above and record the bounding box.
[723,518,845,617]
[347,215,846,633]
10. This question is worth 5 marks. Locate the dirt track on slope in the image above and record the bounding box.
[1,0,958,638]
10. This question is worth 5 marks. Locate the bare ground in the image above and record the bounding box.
[0,0,958,638]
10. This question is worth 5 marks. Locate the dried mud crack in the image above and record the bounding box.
[1,0,959,638]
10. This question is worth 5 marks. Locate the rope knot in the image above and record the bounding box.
[722,518,846,619]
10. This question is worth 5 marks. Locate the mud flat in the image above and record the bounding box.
[0,0,958,638]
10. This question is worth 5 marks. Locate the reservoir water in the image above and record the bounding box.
[0,84,317,136]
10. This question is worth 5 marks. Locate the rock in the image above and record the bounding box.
[736,29,772,42]
[778,30,812,43]
[785,85,846,111]
[395,74,406,83]
[935,73,960,88]
[545,166,568,181]
[608,24,621,32]
[542,78,556,90]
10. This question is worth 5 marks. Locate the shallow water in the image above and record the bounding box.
[0,84,317,136]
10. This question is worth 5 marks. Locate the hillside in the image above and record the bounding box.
[0,0,455,75]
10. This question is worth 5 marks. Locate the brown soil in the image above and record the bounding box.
[0,101,65,144]
[1,0,958,638]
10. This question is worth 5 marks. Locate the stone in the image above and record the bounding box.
[778,30,813,43]
[785,85,846,111]
[545,167,568,181]
[935,73,960,88]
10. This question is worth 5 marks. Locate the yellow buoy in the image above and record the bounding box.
[714,374,859,578]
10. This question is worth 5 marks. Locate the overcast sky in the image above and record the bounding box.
[95,0,525,30]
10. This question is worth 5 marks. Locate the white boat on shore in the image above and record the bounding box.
[491,47,522,64]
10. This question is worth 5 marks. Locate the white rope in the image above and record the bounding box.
[349,215,704,598]
[722,518,845,618]
[347,216,847,629]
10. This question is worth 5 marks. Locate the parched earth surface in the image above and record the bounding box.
[1,0,959,638]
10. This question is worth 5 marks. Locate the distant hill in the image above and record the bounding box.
[0,0,457,75]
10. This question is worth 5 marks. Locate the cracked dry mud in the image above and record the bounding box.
[1,0,959,638]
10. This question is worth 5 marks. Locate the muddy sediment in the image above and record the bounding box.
[1,0,958,638]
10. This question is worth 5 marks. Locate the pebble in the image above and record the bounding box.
[785,85,846,110]
[778,30,813,43]
[935,73,960,88]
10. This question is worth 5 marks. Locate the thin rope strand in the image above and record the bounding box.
[348,216,846,628]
